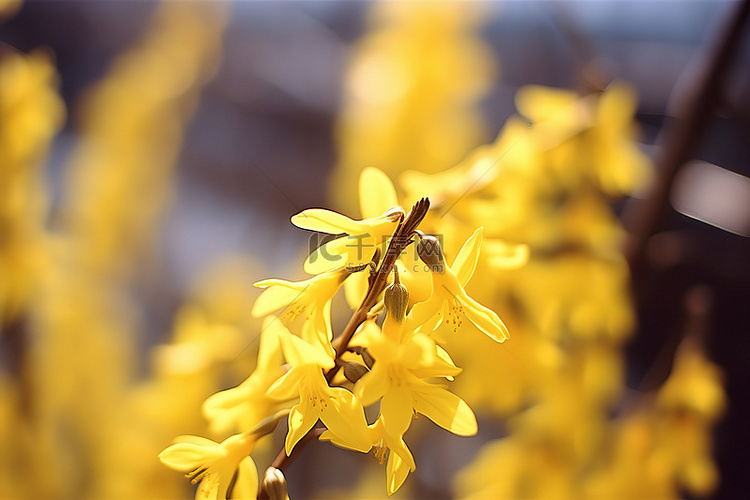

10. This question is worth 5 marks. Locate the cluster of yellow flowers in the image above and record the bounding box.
[160,166,518,497]
[326,2,726,499]
[1,0,728,498]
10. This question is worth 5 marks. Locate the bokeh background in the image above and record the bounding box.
[1,1,749,499]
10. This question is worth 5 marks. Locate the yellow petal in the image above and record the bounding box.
[515,84,578,124]
[381,386,414,437]
[197,477,221,500]
[303,237,349,274]
[451,227,483,287]
[404,295,441,332]
[359,166,399,219]
[158,439,219,470]
[344,271,369,310]
[266,368,304,401]
[412,343,461,380]
[256,326,283,374]
[274,320,333,369]
[386,450,412,496]
[285,403,319,456]
[320,388,371,453]
[291,208,365,234]
[458,292,509,342]
[412,385,477,436]
[357,364,390,407]
[251,283,306,318]
[231,456,259,500]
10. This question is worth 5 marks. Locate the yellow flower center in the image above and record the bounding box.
[373,441,387,465]
[281,303,305,322]
[300,372,330,412]
[186,466,209,485]
[444,300,464,331]
[386,363,408,387]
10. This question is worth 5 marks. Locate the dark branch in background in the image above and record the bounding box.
[624,0,750,281]
[257,198,430,500]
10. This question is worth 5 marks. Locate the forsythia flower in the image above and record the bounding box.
[322,415,417,496]
[251,267,350,355]
[355,325,476,439]
[292,205,404,275]
[340,275,479,495]
[265,317,371,455]
[408,228,510,342]
[202,325,286,435]
[159,433,258,500]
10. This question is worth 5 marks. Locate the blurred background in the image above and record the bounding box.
[1,0,749,499]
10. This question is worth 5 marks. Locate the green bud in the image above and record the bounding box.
[384,268,409,322]
[417,235,445,273]
[263,467,288,500]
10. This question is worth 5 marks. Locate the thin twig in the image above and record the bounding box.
[624,0,750,280]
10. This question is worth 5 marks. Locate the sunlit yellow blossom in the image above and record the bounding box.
[265,317,371,455]
[657,337,726,421]
[322,415,416,496]
[344,167,433,309]
[355,322,475,440]
[408,228,509,342]
[202,325,287,435]
[159,433,258,500]
[292,205,404,275]
[251,267,350,355]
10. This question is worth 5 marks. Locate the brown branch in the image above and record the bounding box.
[257,198,430,500]
[624,0,750,280]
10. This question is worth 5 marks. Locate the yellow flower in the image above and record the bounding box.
[291,202,404,275]
[264,317,371,456]
[159,433,258,500]
[343,167,433,309]
[407,227,509,342]
[202,322,287,435]
[356,325,475,439]
[656,337,726,421]
[322,415,417,496]
[251,267,350,355]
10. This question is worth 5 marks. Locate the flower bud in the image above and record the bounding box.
[384,269,409,322]
[417,235,445,273]
[263,467,288,500]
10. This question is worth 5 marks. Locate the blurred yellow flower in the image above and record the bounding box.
[203,326,287,436]
[330,0,495,210]
[0,50,64,323]
[159,433,258,500]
